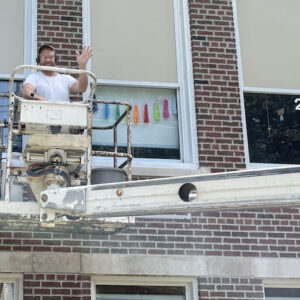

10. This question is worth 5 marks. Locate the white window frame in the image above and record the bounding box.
[233,0,300,170]
[0,273,23,300]
[91,275,198,300]
[264,278,300,299]
[82,0,199,175]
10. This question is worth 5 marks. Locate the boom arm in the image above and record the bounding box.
[39,166,300,225]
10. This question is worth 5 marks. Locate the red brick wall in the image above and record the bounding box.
[1,207,300,257]
[189,0,246,172]
[24,273,91,299]
[198,277,264,300]
[37,0,83,68]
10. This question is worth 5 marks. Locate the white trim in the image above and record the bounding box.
[91,275,198,300]
[97,79,180,89]
[92,156,201,175]
[264,278,300,288]
[82,0,91,55]
[82,0,91,100]
[0,273,23,300]
[244,86,300,95]
[232,0,250,167]
[0,74,24,80]
[173,0,198,165]
[24,0,37,68]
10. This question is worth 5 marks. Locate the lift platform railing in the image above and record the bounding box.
[2,65,132,202]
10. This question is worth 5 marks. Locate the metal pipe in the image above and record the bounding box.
[113,126,117,168]
[0,93,9,98]
[126,107,132,180]
[10,65,97,101]
[92,150,132,159]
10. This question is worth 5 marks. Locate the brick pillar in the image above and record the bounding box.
[189,0,246,172]
[37,0,83,68]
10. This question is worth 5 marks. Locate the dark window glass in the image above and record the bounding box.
[96,285,185,300]
[244,93,300,164]
[265,287,300,297]
[0,80,23,152]
[96,285,185,295]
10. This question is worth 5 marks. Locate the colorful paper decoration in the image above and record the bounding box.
[144,104,149,123]
[154,103,160,121]
[133,104,139,124]
[115,104,120,120]
[163,99,170,119]
[104,103,110,119]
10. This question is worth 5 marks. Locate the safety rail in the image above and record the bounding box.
[2,65,132,202]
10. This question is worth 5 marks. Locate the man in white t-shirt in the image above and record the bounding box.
[22,44,93,102]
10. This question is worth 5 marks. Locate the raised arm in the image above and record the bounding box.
[70,46,93,94]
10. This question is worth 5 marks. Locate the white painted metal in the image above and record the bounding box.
[4,65,97,202]
[19,100,89,133]
[40,166,300,222]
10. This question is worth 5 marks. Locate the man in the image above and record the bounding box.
[22,44,93,101]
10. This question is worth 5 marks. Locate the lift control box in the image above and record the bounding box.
[18,99,89,135]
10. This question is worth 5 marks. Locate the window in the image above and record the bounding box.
[265,288,300,299]
[96,286,185,300]
[264,279,300,300]
[92,276,197,300]
[244,93,300,164]
[234,0,300,167]
[85,0,198,171]
[0,81,23,153]
[93,86,180,159]
[0,274,23,300]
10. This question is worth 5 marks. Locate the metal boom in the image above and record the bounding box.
[39,166,300,224]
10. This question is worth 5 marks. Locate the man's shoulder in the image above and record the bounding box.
[24,71,41,84]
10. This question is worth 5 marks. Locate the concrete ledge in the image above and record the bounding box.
[1,252,300,278]
[0,252,33,272]
[34,253,81,273]
[253,258,300,278]
[81,254,208,276]
[207,256,253,277]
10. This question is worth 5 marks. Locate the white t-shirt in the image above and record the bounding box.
[24,71,76,102]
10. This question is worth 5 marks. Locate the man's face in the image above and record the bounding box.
[39,48,56,67]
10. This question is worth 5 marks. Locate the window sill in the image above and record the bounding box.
[92,156,208,178]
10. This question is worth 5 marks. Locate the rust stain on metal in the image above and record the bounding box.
[116,188,123,197]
